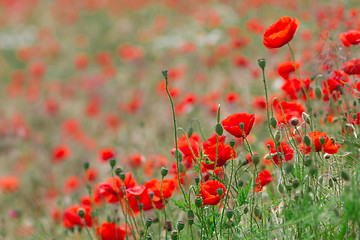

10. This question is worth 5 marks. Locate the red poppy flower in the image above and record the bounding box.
[202,133,226,149]
[281,78,311,100]
[200,180,226,206]
[99,148,115,162]
[339,30,360,47]
[0,176,19,193]
[278,61,301,80]
[52,145,71,162]
[265,140,294,165]
[202,142,236,170]
[255,169,273,192]
[273,100,305,124]
[62,205,93,228]
[221,113,255,138]
[263,16,299,48]
[143,178,176,206]
[341,59,360,75]
[298,131,341,154]
[97,221,127,240]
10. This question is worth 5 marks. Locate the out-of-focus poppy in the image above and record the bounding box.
[298,131,340,154]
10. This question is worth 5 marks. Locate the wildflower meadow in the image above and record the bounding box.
[0,0,360,239]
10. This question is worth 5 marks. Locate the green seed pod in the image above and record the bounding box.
[119,173,126,181]
[194,175,200,185]
[292,179,300,189]
[109,158,116,168]
[161,167,168,177]
[229,139,235,148]
[270,116,277,129]
[77,209,85,218]
[252,154,260,165]
[225,208,234,219]
[188,217,194,225]
[290,117,299,126]
[258,58,266,69]
[187,209,194,219]
[145,218,153,228]
[171,231,178,240]
[115,167,123,177]
[329,178,333,188]
[195,197,202,208]
[341,170,349,181]
[304,135,311,147]
[138,203,143,211]
[215,123,223,136]
[319,137,325,145]
[177,221,185,231]
[244,207,249,214]
[83,162,90,170]
[162,70,168,78]
[315,86,322,100]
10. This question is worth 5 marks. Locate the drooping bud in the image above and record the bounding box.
[292,179,300,189]
[194,175,200,185]
[278,183,285,193]
[274,129,282,142]
[315,86,322,100]
[187,127,193,137]
[115,167,122,177]
[254,206,262,219]
[302,112,311,125]
[304,135,311,147]
[290,117,299,126]
[270,116,277,129]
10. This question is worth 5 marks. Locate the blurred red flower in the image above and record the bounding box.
[97,221,127,240]
[299,131,341,154]
[62,205,93,228]
[221,113,255,138]
[255,169,273,192]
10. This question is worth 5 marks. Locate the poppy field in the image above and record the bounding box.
[1,0,360,239]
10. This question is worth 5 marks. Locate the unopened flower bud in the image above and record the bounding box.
[217,187,224,197]
[329,178,333,188]
[274,129,282,142]
[188,209,194,218]
[270,116,277,129]
[187,127,193,137]
[194,175,200,185]
[215,123,223,136]
[278,183,285,193]
[304,135,311,147]
[83,162,90,170]
[119,173,126,181]
[290,117,299,126]
[115,167,122,177]
[341,170,349,181]
[254,206,262,219]
[171,230,178,240]
[292,179,300,189]
[77,209,85,218]
[315,86,322,100]
[302,112,311,125]
[195,197,202,207]
[229,139,235,148]
[162,70,168,79]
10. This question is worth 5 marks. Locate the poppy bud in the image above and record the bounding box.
[119,173,126,181]
[319,137,325,145]
[162,70,168,79]
[139,203,143,211]
[215,123,223,136]
[177,221,185,231]
[290,117,299,126]
[83,162,90,170]
[292,179,300,189]
[195,197,202,207]
[353,100,357,107]
[188,217,194,225]
[145,218,153,228]
[77,209,85,218]
[171,230,178,240]
[254,206,262,219]
[149,192,154,199]
[225,208,234,219]
[278,183,285,193]
[217,187,224,197]
[187,209,194,218]
[341,170,349,181]
[241,159,249,166]
[194,175,200,185]
[274,129,282,142]
[302,112,311,125]
[270,116,277,129]
[175,150,182,161]
[353,113,357,120]
[239,122,245,131]
[324,153,331,159]
[258,58,266,69]
[161,167,168,177]
[187,127,193,137]
[315,86,322,100]
[109,158,116,168]
[329,178,333,188]
[252,154,260,165]
[229,139,235,148]
[165,220,172,232]
[304,135,311,147]
[237,180,244,188]
[115,167,122,177]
